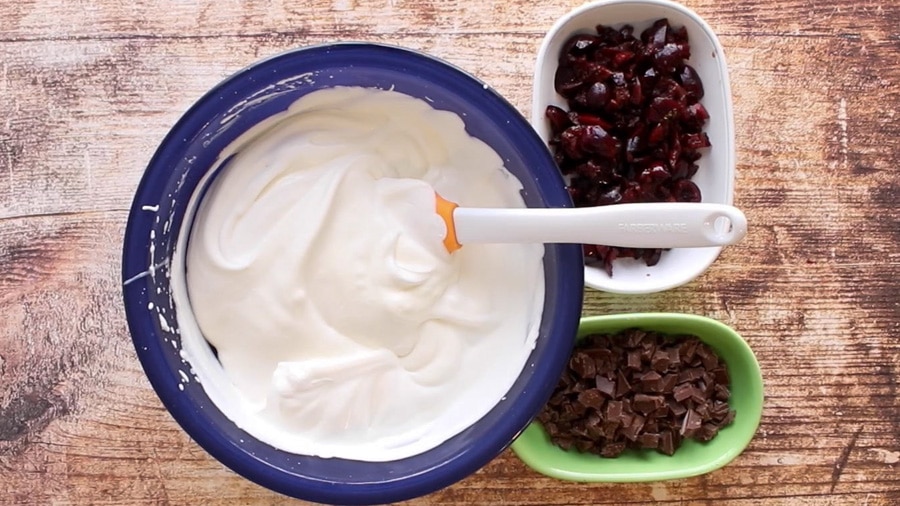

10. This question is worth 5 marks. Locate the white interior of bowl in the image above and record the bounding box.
[533,0,735,294]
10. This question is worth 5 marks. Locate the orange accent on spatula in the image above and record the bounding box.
[435,192,461,253]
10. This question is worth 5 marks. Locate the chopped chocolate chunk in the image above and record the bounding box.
[537,328,736,458]
[650,406,669,419]
[548,392,567,406]
[602,419,620,438]
[689,386,707,404]
[639,370,662,392]
[571,351,597,378]
[666,346,681,366]
[680,338,699,364]
[622,413,647,441]
[626,349,642,370]
[672,429,684,448]
[571,423,590,439]
[673,382,693,402]
[634,393,665,414]
[624,330,646,348]
[571,380,587,393]
[556,437,575,451]
[600,441,628,457]
[651,350,671,372]
[560,370,576,388]
[701,372,716,390]
[587,347,616,374]
[569,401,587,417]
[680,408,703,437]
[660,373,679,393]
[660,430,676,456]
[697,345,720,370]
[615,370,632,398]
[575,438,593,453]
[578,388,606,409]
[640,340,657,362]
[695,401,711,421]
[713,369,731,388]
[638,432,660,449]
[667,398,687,417]
[595,375,616,397]
[606,400,624,421]
[710,400,732,421]
[677,367,705,384]
[696,423,719,442]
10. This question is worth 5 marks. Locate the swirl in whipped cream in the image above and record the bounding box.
[172,87,544,461]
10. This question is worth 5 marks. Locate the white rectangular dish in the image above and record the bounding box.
[532,0,736,294]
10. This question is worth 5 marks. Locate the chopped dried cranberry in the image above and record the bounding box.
[638,163,670,186]
[640,67,660,94]
[620,181,642,204]
[545,105,571,135]
[629,77,643,105]
[597,24,625,45]
[669,25,689,45]
[654,43,690,72]
[667,136,682,171]
[673,179,702,202]
[625,134,643,162]
[570,111,613,129]
[641,19,668,52]
[559,127,584,159]
[648,97,683,123]
[575,160,614,181]
[580,125,619,159]
[648,122,668,145]
[595,186,623,206]
[684,132,711,150]
[684,102,710,128]
[554,64,584,96]
[585,82,611,111]
[654,77,687,103]
[642,248,663,266]
[678,64,705,101]
[562,34,601,59]
[550,18,710,274]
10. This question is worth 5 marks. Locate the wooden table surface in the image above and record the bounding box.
[2,0,899,504]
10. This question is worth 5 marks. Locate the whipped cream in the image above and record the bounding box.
[171,87,545,461]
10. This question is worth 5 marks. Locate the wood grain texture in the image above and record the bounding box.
[1,0,898,504]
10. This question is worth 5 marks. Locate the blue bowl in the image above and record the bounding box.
[122,43,584,505]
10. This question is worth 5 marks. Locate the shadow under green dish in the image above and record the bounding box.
[511,313,764,482]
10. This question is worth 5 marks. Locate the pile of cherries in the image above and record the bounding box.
[547,19,711,275]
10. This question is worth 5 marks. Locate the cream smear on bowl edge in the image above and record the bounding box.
[169,86,546,462]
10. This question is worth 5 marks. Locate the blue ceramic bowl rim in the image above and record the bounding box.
[121,42,584,504]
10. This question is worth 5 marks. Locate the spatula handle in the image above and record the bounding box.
[452,203,747,248]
